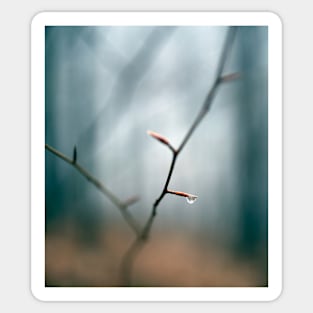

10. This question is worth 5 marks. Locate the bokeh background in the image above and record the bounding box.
[45,26,268,287]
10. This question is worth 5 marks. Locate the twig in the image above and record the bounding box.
[120,27,238,286]
[45,143,141,236]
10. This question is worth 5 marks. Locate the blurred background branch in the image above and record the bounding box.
[77,27,178,156]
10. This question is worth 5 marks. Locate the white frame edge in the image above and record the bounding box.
[31,11,282,302]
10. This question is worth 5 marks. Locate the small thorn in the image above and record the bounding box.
[73,146,77,164]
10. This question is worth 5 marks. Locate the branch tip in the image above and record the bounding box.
[167,190,198,202]
[123,196,140,208]
[147,130,170,145]
[220,72,241,83]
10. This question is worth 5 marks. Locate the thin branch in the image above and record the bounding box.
[45,143,141,236]
[167,190,198,200]
[120,26,238,286]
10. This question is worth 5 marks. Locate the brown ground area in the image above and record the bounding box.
[45,222,267,287]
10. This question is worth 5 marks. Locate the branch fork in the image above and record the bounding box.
[147,129,197,202]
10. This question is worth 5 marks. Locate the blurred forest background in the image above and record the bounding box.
[45,26,268,287]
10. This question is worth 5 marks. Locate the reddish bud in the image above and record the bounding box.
[220,72,241,82]
[147,130,170,146]
[167,190,198,203]
[123,195,140,207]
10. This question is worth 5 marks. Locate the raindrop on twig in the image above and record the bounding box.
[186,195,197,204]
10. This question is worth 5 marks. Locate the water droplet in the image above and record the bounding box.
[186,195,197,204]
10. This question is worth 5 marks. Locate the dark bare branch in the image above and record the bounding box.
[45,143,141,236]
[120,26,238,285]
